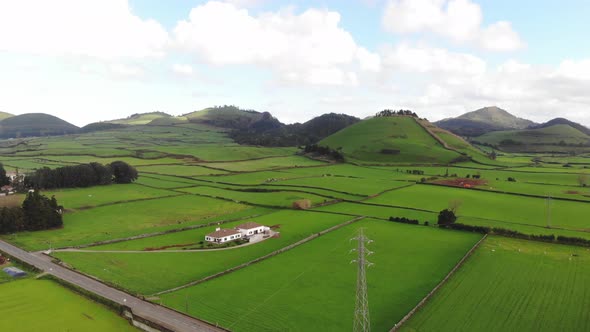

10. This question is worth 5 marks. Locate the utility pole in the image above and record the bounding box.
[546,195,552,228]
[351,228,373,332]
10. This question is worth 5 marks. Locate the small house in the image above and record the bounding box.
[205,227,242,244]
[236,222,269,237]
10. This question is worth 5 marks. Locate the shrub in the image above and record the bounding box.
[437,209,457,225]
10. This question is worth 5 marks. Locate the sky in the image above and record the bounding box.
[1,0,590,127]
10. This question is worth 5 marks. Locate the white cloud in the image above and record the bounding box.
[172,64,194,76]
[0,0,169,58]
[381,43,486,75]
[382,0,524,52]
[173,1,378,86]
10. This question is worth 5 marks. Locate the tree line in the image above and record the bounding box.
[375,109,418,118]
[0,191,63,234]
[25,161,138,189]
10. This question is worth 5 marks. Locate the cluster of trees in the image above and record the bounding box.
[25,161,138,189]
[407,169,424,175]
[302,145,344,161]
[0,191,63,234]
[375,109,418,117]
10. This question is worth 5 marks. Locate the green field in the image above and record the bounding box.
[53,211,354,294]
[0,279,136,331]
[402,236,590,332]
[160,219,481,331]
[4,195,256,250]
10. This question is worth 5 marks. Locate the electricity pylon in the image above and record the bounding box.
[546,195,552,228]
[351,228,373,332]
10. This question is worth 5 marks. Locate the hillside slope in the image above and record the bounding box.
[320,116,462,164]
[532,118,590,136]
[474,124,590,153]
[0,113,79,138]
[436,106,535,137]
[0,111,13,121]
[107,112,172,125]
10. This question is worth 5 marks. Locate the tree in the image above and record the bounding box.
[21,191,63,231]
[437,209,457,225]
[110,161,138,184]
[0,163,9,186]
[578,173,589,187]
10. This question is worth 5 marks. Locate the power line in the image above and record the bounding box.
[351,228,373,332]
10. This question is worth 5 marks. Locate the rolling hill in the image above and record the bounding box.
[320,116,463,164]
[436,106,535,137]
[474,124,590,153]
[184,106,267,129]
[532,118,590,136]
[106,112,173,125]
[0,113,79,138]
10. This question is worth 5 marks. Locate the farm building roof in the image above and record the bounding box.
[206,228,241,238]
[3,267,27,277]
[236,222,264,230]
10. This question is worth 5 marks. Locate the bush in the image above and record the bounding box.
[424,221,430,226]
[389,216,420,225]
[442,223,490,234]
[437,209,457,225]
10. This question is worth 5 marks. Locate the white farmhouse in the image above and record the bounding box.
[205,228,242,244]
[236,222,270,237]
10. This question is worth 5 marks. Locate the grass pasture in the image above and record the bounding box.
[5,195,255,250]
[160,219,481,331]
[0,279,136,332]
[402,236,590,332]
[53,211,354,294]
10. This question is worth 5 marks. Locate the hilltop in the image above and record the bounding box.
[320,115,463,164]
[105,112,173,125]
[0,113,79,139]
[183,106,268,129]
[0,111,13,121]
[532,117,590,136]
[436,106,535,137]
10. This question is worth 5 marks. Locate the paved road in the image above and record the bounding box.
[0,240,225,332]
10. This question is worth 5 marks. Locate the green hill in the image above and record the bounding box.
[474,124,590,153]
[319,116,462,164]
[0,111,13,121]
[108,112,172,125]
[184,106,265,129]
[0,113,79,138]
[436,106,535,137]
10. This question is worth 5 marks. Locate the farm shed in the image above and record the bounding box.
[3,267,27,278]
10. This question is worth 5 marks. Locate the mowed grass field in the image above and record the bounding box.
[160,219,481,332]
[0,279,136,332]
[369,184,590,233]
[4,195,257,250]
[53,211,354,294]
[402,236,590,332]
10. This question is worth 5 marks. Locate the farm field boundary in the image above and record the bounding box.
[152,216,365,296]
[390,234,488,332]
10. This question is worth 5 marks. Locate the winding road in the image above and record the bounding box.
[0,239,225,332]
